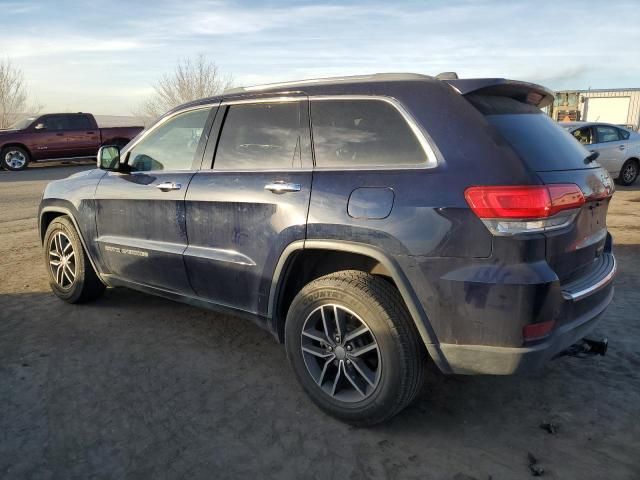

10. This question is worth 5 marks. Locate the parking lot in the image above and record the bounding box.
[1,163,639,479]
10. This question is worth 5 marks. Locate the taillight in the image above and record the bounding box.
[464,184,585,235]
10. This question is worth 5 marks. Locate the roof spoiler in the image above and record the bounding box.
[443,78,555,108]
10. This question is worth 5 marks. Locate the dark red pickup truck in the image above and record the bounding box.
[0,113,143,171]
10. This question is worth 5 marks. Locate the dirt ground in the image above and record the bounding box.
[1,162,639,480]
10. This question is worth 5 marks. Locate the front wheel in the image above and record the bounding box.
[43,216,105,303]
[285,270,426,426]
[617,159,639,186]
[1,146,30,171]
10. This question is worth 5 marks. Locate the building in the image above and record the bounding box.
[549,88,640,131]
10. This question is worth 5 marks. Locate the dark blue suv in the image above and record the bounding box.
[39,73,616,425]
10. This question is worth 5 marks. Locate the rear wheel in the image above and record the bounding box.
[1,146,30,171]
[285,270,426,425]
[43,216,105,303]
[618,159,639,186]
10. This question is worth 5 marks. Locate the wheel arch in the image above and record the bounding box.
[39,204,103,283]
[1,142,32,158]
[269,240,446,366]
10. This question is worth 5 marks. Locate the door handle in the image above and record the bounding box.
[264,182,301,194]
[618,145,626,150]
[87,131,95,134]
[56,133,64,136]
[155,182,182,191]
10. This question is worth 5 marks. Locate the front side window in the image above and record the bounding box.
[310,99,427,168]
[43,116,70,131]
[572,127,593,145]
[128,107,211,171]
[214,102,302,170]
[595,125,621,143]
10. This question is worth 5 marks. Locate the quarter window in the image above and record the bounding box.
[310,99,427,168]
[595,125,621,143]
[127,107,211,171]
[214,102,302,170]
[618,128,630,140]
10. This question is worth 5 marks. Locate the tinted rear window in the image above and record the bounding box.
[67,115,93,129]
[214,102,302,170]
[468,95,593,171]
[310,99,426,168]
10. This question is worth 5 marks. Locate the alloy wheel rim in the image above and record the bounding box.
[48,232,76,289]
[300,304,381,403]
[623,163,637,183]
[5,150,26,169]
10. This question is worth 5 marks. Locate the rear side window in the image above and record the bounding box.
[214,102,302,170]
[67,115,93,130]
[310,99,426,168]
[595,125,621,143]
[468,94,592,171]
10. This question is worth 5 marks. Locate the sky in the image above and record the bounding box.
[1,0,639,116]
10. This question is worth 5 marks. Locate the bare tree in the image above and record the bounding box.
[138,55,233,122]
[0,60,32,129]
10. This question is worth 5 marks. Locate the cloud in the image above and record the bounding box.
[126,2,364,37]
[0,35,147,58]
[4,0,639,114]
[1,1,40,15]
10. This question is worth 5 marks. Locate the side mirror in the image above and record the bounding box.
[34,123,46,130]
[97,145,121,170]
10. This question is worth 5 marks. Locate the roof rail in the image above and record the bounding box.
[223,72,432,94]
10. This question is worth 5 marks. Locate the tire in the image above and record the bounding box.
[617,159,639,186]
[43,216,105,303]
[285,270,426,426]
[1,146,30,171]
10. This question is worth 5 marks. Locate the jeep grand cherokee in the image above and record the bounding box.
[39,73,615,425]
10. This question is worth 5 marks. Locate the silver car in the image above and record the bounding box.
[561,122,640,185]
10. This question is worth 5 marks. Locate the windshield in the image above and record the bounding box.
[7,117,36,130]
[467,95,594,171]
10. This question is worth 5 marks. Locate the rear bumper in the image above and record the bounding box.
[429,283,614,375]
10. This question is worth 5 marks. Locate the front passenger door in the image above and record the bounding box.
[94,106,216,294]
[30,115,72,159]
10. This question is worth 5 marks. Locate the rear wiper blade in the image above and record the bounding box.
[585,151,599,164]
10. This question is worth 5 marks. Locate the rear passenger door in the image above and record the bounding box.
[593,125,627,176]
[64,114,101,157]
[184,96,313,315]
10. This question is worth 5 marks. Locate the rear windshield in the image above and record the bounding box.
[467,95,594,171]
